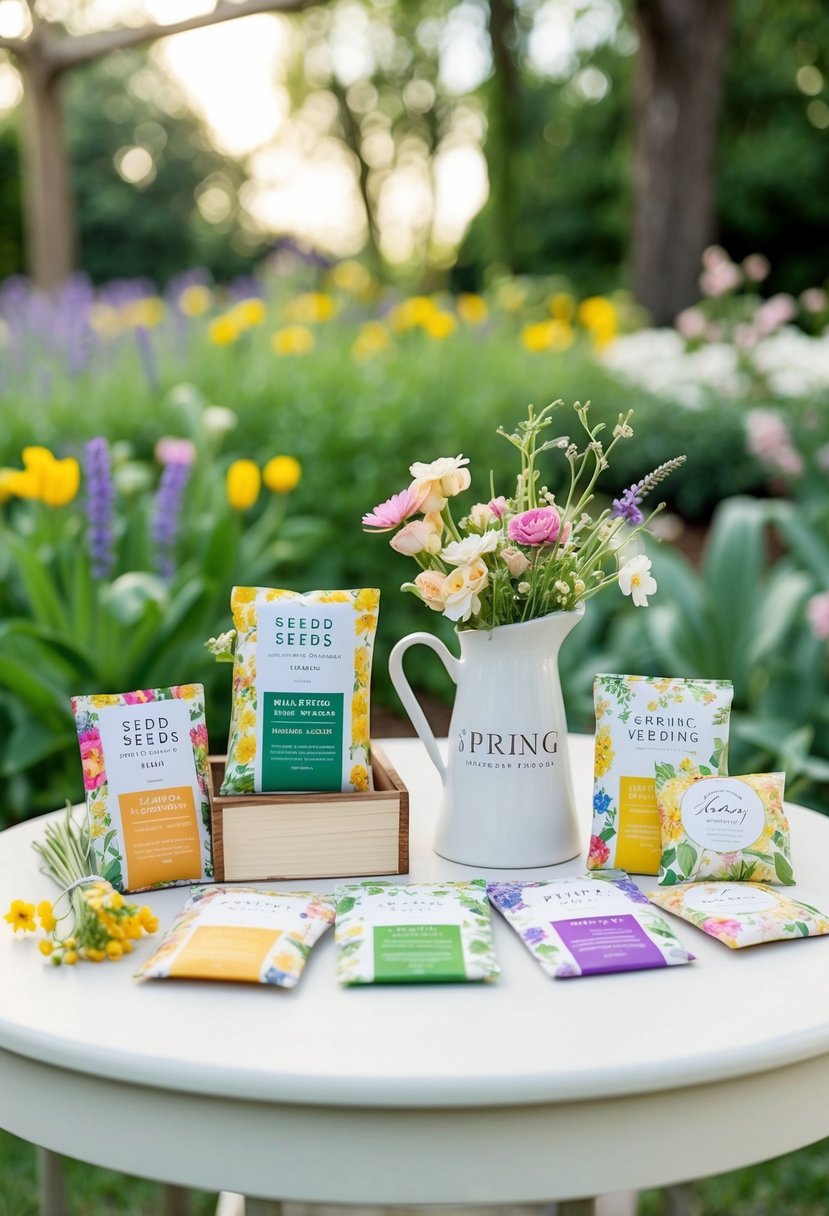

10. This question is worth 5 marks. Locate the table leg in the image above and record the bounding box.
[37,1148,68,1216]
[161,1184,191,1216]
[558,1201,597,1216]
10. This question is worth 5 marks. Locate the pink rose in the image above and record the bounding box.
[413,569,448,612]
[390,516,442,556]
[79,728,106,791]
[508,506,561,546]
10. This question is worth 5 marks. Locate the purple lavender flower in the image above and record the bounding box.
[610,485,645,527]
[152,459,192,580]
[84,437,115,580]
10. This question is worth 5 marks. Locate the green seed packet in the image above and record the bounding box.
[334,880,500,985]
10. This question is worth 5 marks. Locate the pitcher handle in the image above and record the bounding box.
[389,632,460,783]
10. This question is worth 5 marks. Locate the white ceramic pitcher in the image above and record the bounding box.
[389,605,584,868]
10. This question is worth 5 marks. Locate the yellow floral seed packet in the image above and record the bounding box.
[221,586,379,794]
[655,771,793,886]
[136,887,335,986]
[589,675,733,876]
[71,685,212,893]
[648,881,829,949]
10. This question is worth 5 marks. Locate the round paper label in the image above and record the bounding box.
[680,779,766,852]
[684,883,778,915]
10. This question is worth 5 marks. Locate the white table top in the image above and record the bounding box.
[3,735,829,1203]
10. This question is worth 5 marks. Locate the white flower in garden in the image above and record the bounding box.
[467,501,497,530]
[409,454,471,510]
[203,405,238,437]
[414,570,448,612]
[619,555,657,607]
[441,530,499,566]
[442,560,489,622]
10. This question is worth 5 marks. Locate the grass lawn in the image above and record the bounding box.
[4,1129,829,1214]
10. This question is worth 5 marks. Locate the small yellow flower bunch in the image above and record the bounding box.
[3,804,159,967]
[4,884,158,966]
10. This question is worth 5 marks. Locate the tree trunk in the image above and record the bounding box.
[631,0,731,325]
[486,0,520,271]
[19,55,76,289]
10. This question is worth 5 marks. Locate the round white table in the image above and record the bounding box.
[2,736,829,1208]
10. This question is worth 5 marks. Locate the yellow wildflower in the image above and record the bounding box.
[271,325,315,356]
[121,297,165,329]
[388,296,438,332]
[457,293,488,325]
[179,284,212,316]
[355,648,371,682]
[355,613,377,636]
[226,459,261,511]
[283,292,336,324]
[352,321,391,360]
[520,320,574,353]
[63,950,78,965]
[350,764,369,791]
[138,907,159,933]
[208,315,240,346]
[263,455,302,494]
[37,901,57,932]
[328,260,374,296]
[39,940,53,956]
[4,899,37,933]
[549,292,576,322]
[577,296,618,349]
[352,690,368,718]
[240,707,257,731]
[424,311,457,340]
[105,940,124,960]
[352,714,369,746]
[90,695,121,707]
[496,280,526,312]
[85,948,105,963]
[230,298,266,330]
[233,587,257,604]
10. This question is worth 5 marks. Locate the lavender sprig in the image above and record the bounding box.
[611,456,686,526]
[152,460,191,581]
[84,437,115,580]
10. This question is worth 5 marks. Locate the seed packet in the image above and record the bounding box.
[135,886,336,986]
[589,674,733,876]
[488,872,693,979]
[648,881,829,949]
[221,586,380,795]
[71,685,212,893]
[655,770,793,885]
[334,879,499,985]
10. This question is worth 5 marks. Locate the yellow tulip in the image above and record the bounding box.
[388,296,438,332]
[520,319,574,353]
[328,260,375,296]
[226,459,261,510]
[208,315,241,346]
[424,311,457,340]
[0,469,41,499]
[230,298,267,330]
[270,325,315,356]
[263,455,302,494]
[41,457,81,507]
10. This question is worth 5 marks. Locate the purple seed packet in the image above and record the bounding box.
[488,872,693,979]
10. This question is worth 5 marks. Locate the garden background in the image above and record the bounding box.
[0,0,828,1212]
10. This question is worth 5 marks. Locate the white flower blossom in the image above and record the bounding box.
[441,531,499,566]
[619,555,657,607]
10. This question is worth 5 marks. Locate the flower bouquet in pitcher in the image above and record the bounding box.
[363,400,685,868]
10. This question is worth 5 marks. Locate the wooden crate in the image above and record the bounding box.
[209,744,409,882]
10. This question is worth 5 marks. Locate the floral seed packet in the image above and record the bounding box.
[488,872,692,979]
[335,880,499,985]
[221,586,379,795]
[589,674,733,876]
[656,770,793,885]
[648,881,829,949]
[135,886,336,986]
[71,685,212,893]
